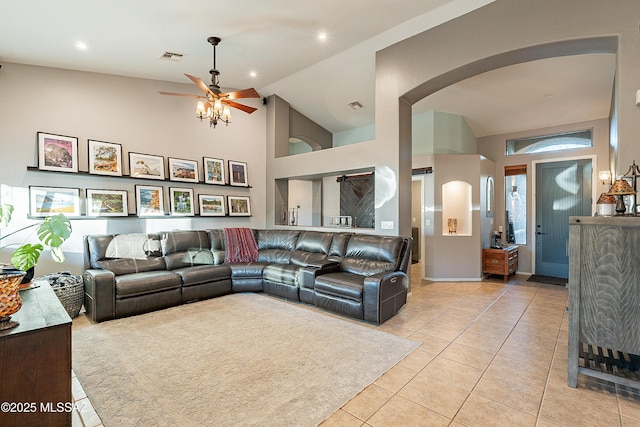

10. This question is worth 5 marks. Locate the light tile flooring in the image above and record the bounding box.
[321,264,640,427]
[70,264,640,427]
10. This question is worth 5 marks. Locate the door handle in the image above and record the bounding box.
[536,231,546,235]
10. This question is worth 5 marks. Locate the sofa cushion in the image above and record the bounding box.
[328,232,352,260]
[258,249,293,263]
[256,230,299,251]
[289,231,332,267]
[104,233,162,259]
[87,233,162,270]
[172,265,231,287]
[340,235,404,275]
[115,271,182,298]
[97,257,167,276]
[164,250,215,270]
[161,230,211,254]
[263,264,302,286]
[161,230,215,270]
[228,262,268,279]
[207,229,227,264]
[314,272,365,302]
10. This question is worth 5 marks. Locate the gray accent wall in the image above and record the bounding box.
[0,63,267,275]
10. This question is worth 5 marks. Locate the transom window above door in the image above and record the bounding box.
[506,129,592,155]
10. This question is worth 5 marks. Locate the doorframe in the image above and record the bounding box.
[530,154,597,274]
[411,174,425,269]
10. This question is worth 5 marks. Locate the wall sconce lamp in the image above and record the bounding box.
[598,170,612,186]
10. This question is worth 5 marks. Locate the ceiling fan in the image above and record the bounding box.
[159,36,260,127]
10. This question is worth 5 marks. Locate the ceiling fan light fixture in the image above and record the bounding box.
[213,98,223,114]
[195,100,207,118]
[222,104,232,121]
[159,36,260,129]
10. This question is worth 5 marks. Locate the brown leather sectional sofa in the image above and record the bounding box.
[83,229,411,324]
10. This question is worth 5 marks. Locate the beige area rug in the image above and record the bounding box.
[72,293,419,427]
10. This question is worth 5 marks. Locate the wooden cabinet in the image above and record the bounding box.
[568,216,640,388]
[482,246,518,281]
[0,281,72,426]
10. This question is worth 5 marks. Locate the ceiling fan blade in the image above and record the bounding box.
[222,88,260,100]
[224,100,258,114]
[184,73,216,97]
[159,91,200,98]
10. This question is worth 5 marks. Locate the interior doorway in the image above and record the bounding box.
[534,158,593,278]
[411,179,422,264]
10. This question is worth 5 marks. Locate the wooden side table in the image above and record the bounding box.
[0,281,72,427]
[482,246,518,281]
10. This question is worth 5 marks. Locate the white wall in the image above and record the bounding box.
[288,180,313,226]
[0,63,267,275]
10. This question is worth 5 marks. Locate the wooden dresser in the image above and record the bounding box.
[0,281,72,426]
[568,216,640,388]
[482,245,518,282]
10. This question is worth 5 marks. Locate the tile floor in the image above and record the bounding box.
[320,264,640,427]
[70,264,640,427]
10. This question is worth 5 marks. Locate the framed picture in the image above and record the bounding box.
[86,189,128,217]
[29,186,81,217]
[228,160,249,187]
[198,194,226,216]
[135,185,165,216]
[169,187,194,216]
[168,157,199,183]
[37,132,78,173]
[129,152,165,180]
[227,195,252,216]
[203,157,225,185]
[88,140,123,176]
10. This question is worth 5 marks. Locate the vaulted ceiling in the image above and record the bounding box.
[0,0,615,137]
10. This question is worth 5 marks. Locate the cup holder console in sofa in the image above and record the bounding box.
[83,229,411,324]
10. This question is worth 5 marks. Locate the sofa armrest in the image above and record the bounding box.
[363,271,408,324]
[299,261,340,289]
[83,269,116,322]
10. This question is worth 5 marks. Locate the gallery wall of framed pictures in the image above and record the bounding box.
[28,131,252,218]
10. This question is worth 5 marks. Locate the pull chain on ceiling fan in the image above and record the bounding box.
[159,36,260,128]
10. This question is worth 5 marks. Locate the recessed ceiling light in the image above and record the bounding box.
[249,71,257,78]
[317,32,327,42]
[75,41,88,51]
[348,101,363,110]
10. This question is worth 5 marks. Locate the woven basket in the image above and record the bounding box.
[37,272,84,318]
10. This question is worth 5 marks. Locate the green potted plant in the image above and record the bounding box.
[0,202,72,329]
[0,203,72,273]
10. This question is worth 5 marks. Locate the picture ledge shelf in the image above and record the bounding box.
[25,166,251,188]
[27,214,252,220]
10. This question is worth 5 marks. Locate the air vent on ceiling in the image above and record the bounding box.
[161,52,184,61]
[348,101,363,110]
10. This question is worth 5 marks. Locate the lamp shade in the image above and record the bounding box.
[596,192,616,216]
[596,193,616,204]
[607,179,635,196]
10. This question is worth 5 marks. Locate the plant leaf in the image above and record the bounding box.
[11,243,43,271]
[51,246,65,263]
[37,214,72,247]
[0,203,14,228]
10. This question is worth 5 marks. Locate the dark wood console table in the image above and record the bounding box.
[0,281,72,426]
